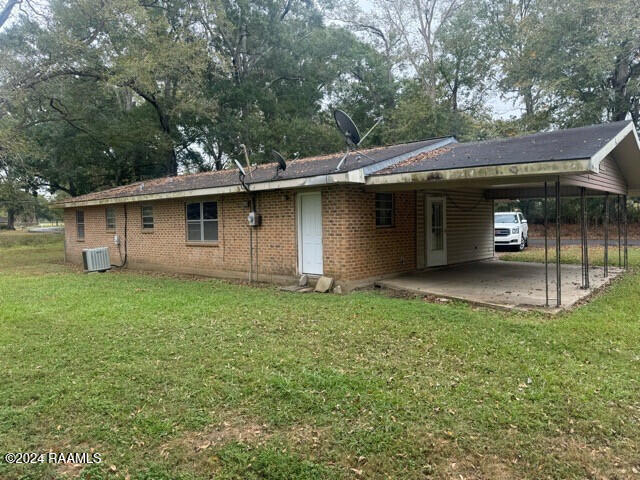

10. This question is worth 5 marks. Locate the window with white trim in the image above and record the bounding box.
[105,207,116,230]
[141,206,154,230]
[186,201,218,242]
[76,210,85,240]
[375,193,394,227]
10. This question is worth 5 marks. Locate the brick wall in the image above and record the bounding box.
[63,185,417,284]
[322,186,416,280]
[64,190,298,283]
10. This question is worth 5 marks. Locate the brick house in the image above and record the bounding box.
[60,121,640,291]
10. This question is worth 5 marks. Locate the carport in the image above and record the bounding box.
[378,260,623,312]
[365,121,640,310]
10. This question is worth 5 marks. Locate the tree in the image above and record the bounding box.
[483,0,551,129]
[538,0,640,129]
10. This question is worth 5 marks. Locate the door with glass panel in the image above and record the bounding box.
[426,196,447,267]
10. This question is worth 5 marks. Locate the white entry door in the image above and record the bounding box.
[298,192,323,275]
[426,196,447,267]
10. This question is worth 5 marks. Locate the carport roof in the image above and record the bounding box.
[373,121,634,175]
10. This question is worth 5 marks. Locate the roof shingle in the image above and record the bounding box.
[374,121,632,175]
[64,138,448,204]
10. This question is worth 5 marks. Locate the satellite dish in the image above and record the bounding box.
[333,110,384,171]
[272,150,287,171]
[233,159,246,176]
[334,110,361,147]
[234,159,250,192]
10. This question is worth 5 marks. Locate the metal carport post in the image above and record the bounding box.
[624,195,629,270]
[544,181,549,307]
[580,187,590,289]
[555,177,562,307]
[604,192,609,278]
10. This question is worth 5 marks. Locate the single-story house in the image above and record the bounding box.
[59,120,640,302]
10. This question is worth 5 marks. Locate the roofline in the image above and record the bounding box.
[365,158,593,186]
[362,137,457,175]
[58,122,637,208]
[59,169,366,207]
[59,138,456,208]
[589,120,638,171]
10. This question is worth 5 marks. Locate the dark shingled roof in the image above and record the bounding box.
[374,121,632,175]
[64,138,448,204]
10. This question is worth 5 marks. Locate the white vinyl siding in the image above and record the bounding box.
[417,190,493,268]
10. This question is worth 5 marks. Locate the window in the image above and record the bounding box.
[76,210,85,240]
[495,213,519,223]
[105,207,116,230]
[141,206,154,230]
[186,201,218,242]
[375,193,394,227]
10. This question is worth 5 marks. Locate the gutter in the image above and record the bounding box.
[365,158,593,186]
[58,168,365,208]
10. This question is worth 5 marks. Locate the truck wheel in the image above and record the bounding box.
[519,235,526,251]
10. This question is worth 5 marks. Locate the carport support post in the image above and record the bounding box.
[583,187,590,289]
[624,195,629,270]
[618,195,622,267]
[544,181,549,307]
[556,177,562,307]
[604,193,609,278]
[580,187,586,288]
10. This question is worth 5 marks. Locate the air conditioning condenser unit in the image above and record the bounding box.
[82,247,111,272]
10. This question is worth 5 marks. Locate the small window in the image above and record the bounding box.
[186,201,218,242]
[105,207,116,230]
[141,206,154,230]
[76,210,85,240]
[375,193,394,227]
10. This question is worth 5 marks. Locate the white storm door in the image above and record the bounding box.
[426,196,447,267]
[298,192,323,275]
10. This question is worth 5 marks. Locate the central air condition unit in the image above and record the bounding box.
[82,247,111,272]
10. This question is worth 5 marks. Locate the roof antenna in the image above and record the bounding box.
[240,144,253,173]
[271,150,287,178]
[234,159,250,193]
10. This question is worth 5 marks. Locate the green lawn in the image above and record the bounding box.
[501,244,639,267]
[1,234,640,479]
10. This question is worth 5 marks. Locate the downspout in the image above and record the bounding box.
[111,204,128,268]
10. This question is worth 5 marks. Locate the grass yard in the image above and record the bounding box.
[501,244,639,267]
[1,233,640,479]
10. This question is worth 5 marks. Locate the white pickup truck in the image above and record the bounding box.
[494,212,529,251]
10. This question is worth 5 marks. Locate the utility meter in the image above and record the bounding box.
[247,211,262,227]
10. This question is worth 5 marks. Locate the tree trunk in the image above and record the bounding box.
[523,86,535,116]
[611,51,631,121]
[7,208,16,230]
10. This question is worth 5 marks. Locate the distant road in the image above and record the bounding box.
[27,227,64,233]
[528,238,640,247]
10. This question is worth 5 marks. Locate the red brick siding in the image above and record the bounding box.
[322,186,416,280]
[64,191,297,282]
[64,186,416,283]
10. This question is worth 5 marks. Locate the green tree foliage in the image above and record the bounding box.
[1,0,640,206]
